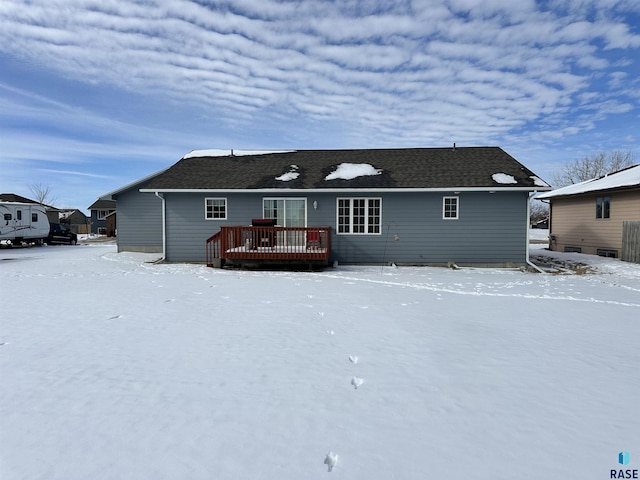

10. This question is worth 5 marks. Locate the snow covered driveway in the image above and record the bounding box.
[1,244,639,479]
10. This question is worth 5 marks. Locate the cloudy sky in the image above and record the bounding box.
[1,0,639,211]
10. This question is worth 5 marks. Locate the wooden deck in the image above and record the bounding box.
[206,226,331,268]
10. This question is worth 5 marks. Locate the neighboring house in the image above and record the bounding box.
[59,209,90,234]
[105,211,116,237]
[98,168,169,252]
[537,165,640,261]
[0,193,42,204]
[87,199,116,235]
[105,147,551,266]
[531,218,549,229]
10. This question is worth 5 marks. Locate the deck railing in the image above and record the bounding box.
[206,226,331,267]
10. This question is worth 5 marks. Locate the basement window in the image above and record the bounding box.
[597,249,618,258]
[564,246,582,253]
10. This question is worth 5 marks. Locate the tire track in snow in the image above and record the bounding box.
[317,273,640,308]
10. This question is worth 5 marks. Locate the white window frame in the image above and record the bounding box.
[205,197,227,220]
[442,196,459,220]
[261,197,307,227]
[595,195,610,220]
[97,209,114,220]
[336,197,382,235]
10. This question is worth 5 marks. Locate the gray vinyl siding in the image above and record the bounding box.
[163,190,529,265]
[89,212,107,234]
[328,191,528,265]
[113,189,163,253]
[164,192,260,262]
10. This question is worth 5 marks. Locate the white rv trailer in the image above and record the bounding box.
[0,201,50,245]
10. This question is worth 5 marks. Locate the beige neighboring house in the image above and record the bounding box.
[537,165,640,261]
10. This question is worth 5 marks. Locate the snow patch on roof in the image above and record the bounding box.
[325,163,382,181]
[276,165,300,182]
[531,176,550,187]
[183,149,295,159]
[492,173,518,184]
[537,165,640,199]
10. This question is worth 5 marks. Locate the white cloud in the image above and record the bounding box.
[0,0,638,185]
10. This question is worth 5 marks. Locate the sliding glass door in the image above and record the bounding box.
[262,198,306,227]
[263,198,307,247]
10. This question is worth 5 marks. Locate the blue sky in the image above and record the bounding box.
[1,0,639,212]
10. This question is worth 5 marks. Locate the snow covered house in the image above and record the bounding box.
[537,165,640,262]
[104,147,551,267]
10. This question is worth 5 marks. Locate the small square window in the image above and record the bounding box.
[443,196,459,219]
[205,198,227,220]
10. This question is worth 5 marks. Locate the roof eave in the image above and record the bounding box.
[140,186,551,193]
[537,184,640,200]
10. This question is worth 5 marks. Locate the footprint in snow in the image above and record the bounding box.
[317,312,325,317]
[351,376,364,389]
[164,299,175,303]
[324,452,339,472]
[107,315,122,320]
[326,330,334,335]
[349,355,358,364]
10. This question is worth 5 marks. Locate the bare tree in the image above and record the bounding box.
[29,183,57,206]
[551,150,635,187]
[530,199,549,226]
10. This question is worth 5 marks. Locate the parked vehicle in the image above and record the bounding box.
[0,201,50,245]
[47,223,78,245]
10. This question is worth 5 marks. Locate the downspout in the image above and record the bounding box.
[155,192,166,261]
[526,192,545,273]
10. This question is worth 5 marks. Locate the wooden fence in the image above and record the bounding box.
[621,221,640,263]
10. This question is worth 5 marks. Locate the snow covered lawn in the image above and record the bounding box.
[1,244,639,479]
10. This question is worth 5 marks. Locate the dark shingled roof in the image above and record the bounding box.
[0,193,39,203]
[0,193,58,209]
[88,199,117,210]
[143,147,550,191]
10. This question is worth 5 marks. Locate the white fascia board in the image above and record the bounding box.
[140,186,550,194]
